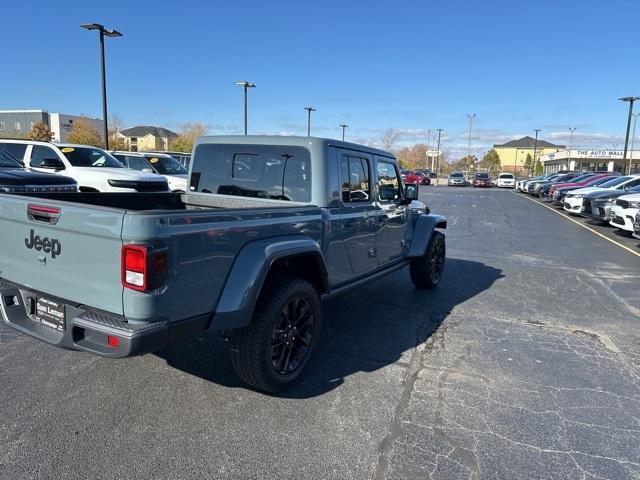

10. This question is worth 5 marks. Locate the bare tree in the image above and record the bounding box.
[380,128,401,151]
[108,114,128,150]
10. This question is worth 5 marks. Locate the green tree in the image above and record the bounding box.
[28,121,53,141]
[523,153,533,174]
[66,117,103,147]
[535,159,543,175]
[480,149,501,173]
[169,123,208,153]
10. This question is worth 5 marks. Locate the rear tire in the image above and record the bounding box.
[410,231,446,289]
[230,277,321,393]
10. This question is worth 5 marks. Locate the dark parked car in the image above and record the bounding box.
[472,172,492,187]
[0,146,77,193]
[535,173,582,198]
[582,185,640,222]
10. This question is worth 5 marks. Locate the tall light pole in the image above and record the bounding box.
[466,113,476,171]
[436,128,443,183]
[630,113,640,174]
[80,23,123,149]
[426,129,431,169]
[339,124,348,141]
[304,107,316,137]
[619,96,640,174]
[236,81,256,135]
[531,129,541,176]
[567,127,577,171]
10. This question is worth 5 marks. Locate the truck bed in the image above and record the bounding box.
[12,191,312,212]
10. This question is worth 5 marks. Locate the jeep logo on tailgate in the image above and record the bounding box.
[25,229,62,259]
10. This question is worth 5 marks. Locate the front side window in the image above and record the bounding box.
[59,147,124,168]
[340,156,370,203]
[376,160,401,202]
[30,145,59,167]
[191,144,311,202]
[115,154,150,171]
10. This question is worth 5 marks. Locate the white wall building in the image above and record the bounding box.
[0,110,104,142]
[540,149,640,174]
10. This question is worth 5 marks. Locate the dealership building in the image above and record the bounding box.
[0,110,104,142]
[540,149,640,174]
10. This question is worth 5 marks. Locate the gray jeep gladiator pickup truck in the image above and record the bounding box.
[0,136,446,392]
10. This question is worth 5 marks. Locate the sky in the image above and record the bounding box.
[2,0,640,158]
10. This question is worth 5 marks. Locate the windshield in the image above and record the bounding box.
[450,173,463,178]
[475,173,489,179]
[568,174,593,183]
[599,176,631,188]
[0,147,23,168]
[145,155,188,175]
[499,173,513,179]
[583,176,613,187]
[59,147,124,168]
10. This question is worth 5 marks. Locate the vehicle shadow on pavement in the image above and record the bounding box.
[154,258,503,398]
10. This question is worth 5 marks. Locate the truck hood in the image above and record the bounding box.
[72,167,164,182]
[0,168,77,186]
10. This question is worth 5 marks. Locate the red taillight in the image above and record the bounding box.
[107,335,120,348]
[122,245,148,291]
[121,245,168,292]
[27,204,61,215]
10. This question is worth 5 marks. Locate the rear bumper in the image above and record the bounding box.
[0,279,208,358]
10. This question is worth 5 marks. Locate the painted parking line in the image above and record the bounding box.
[520,193,640,259]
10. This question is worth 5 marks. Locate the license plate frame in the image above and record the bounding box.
[35,297,66,332]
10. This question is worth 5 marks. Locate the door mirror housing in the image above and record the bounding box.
[404,183,419,200]
[379,184,397,201]
[40,158,65,170]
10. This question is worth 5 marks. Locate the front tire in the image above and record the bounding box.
[410,231,446,289]
[230,277,321,393]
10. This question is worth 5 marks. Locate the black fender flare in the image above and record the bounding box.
[211,236,329,330]
[407,214,447,258]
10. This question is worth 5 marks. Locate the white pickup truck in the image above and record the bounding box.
[0,139,169,193]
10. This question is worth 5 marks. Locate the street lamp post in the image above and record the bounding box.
[466,114,476,171]
[531,129,541,176]
[567,127,577,171]
[630,113,640,174]
[426,129,431,169]
[339,124,348,141]
[304,107,316,137]
[80,23,123,149]
[236,81,256,135]
[620,97,640,175]
[436,128,443,184]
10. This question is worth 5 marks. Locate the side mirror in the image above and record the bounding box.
[379,184,397,201]
[40,158,65,170]
[404,183,419,200]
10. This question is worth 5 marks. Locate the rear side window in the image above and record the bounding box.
[116,155,150,171]
[1,143,28,161]
[191,144,311,202]
[340,156,371,203]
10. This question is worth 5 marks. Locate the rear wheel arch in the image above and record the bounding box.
[79,186,99,193]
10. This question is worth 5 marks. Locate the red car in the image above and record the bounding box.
[472,172,492,187]
[548,173,608,198]
[404,171,431,185]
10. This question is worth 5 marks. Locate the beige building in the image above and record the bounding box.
[116,126,178,152]
[494,136,565,174]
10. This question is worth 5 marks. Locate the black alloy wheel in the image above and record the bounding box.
[271,296,314,375]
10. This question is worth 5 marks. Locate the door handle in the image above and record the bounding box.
[344,220,355,228]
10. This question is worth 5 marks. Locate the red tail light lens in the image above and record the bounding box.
[122,245,148,291]
[107,335,120,348]
[121,245,169,292]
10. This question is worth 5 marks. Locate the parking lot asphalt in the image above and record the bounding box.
[1,187,639,480]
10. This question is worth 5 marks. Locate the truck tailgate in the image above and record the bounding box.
[0,195,125,315]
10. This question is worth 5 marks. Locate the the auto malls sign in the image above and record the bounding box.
[574,149,624,158]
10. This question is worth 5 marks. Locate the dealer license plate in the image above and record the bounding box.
[35,297,65,332]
